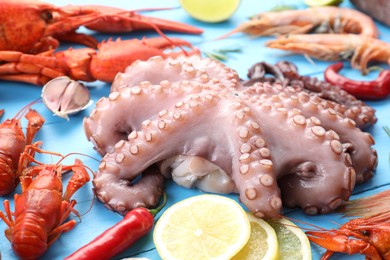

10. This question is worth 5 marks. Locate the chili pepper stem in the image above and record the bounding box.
[149,192,167,216]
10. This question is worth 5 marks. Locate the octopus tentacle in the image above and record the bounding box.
[239,87,355,215]
[245,82,377,183]
[84,79,207,155]
[93,164,164,213]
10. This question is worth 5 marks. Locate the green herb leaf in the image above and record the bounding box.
[383,126,390,137]
[269,5,297,12]
[204,47,242,62]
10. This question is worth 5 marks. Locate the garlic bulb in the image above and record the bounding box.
[42,76,92,120]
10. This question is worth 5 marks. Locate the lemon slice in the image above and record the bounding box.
[303,0,343,6]
[153,194,250,260]
[180,0,241,23]
[268,217,312,260]
[232,213,279,260]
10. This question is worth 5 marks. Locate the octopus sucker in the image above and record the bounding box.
[85,55,377,218]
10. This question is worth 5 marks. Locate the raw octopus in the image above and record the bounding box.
[84,55,377,218]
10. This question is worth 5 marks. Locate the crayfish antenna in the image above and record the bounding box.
[338,190,390,219]
[269,214,328,232]
[13,98,42,121]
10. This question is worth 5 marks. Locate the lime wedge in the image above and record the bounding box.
[180,0,241,23]
[303,0,343,6]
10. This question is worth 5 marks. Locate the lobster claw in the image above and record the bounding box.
[0,37,199,85]
[89,37,201,82]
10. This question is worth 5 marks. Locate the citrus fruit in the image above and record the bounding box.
[179,0,241,23]
[232,213,279,260]
[268,217,312,260]
[303,0,343,6]
[153,194,250,260]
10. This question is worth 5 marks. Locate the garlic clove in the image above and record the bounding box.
[42,76,92,120]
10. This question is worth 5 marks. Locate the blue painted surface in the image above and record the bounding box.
[0,0,389,259]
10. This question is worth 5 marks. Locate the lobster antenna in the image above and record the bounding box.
[14,98,42,120]
[115,11,190,56]
[130,7,179,13]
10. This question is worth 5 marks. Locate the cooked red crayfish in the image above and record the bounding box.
[0,153,90,259]
[0,103,44,196]
[0,37,199,85]
[306,212,390,259]
[0,0,203,54]
[306,189,390,259]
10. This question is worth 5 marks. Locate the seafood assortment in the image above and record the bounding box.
[0,0,202,54]
[84,55,377,218]
[0,103,44,196]
[1,0,390,259]
[0,37,199,85]
[0,156,90,259]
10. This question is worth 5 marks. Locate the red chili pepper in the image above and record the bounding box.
[324,62,390,100]
[65,194,166,260]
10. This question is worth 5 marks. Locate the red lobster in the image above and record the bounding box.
[0,103,44,196]
[303,189,390,259]
[0,0,203,54]
[0,37,199,85]
[0,153,90,259]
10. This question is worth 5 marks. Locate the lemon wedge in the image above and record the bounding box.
[180,0,241,23]
[153,194,250,260]
[303,0,343,6]
[232,213,279,260]
[268,217,312,260]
